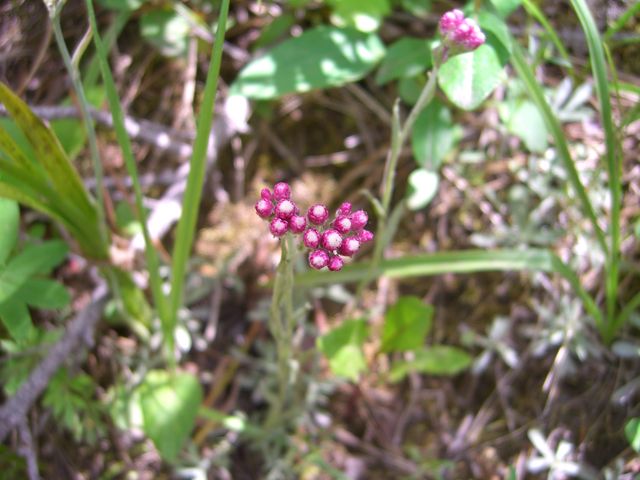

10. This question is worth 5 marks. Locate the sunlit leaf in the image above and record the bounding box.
[381,296,433,352]
[389,345,472,382]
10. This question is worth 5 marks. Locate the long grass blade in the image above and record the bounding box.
[169,0,231,323]
[570,0,620,336]
[84,0,169,329]
[603,1,640,43]
[510,44,608,257]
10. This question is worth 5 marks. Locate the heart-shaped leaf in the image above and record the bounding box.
[138,370,203,461]
[375,38,432,85]
[318,319,369,382]
[411,98,453,169]
[381,296,433,352]
[406,168,439,211]
[230,26,385,99]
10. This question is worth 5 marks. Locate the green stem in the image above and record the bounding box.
[50,13,107,247]
[265,232,296,430]
[353,66,440,303]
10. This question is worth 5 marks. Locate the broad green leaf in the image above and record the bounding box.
[13,278,71,309]
[327,0,391,33]
[477,11,512,54]
[400,0,431,18]
[625,418,640,452]
[96,0,145,11]
[381,296,433,352]
[318,319,369,382]
[437,35,508,111]
[375,38,432,85]
[0,119,42,175]
[406,168,439,211]
[138,370,203,461]
[0,82,95,218]
[389,345,472,382]
[398,75,423,105]
[230,26,385,99]
[0,240,68,304]
[140,10,191,57]
[0,298,32,340]
[253,14,295,51]
[0,198,19,265]
[507,100,548,153]
[411,98,453,169]
[486,0,522,18]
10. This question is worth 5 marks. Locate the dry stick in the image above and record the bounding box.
[17,418,39,480]
[0,282,111,443]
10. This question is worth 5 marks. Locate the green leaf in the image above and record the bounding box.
[507,100,549,153]
[253,14,295,51]
[327,0,391,32]
[411,98,453,169]
[140,10,191,57]
[0,198,19,265]
[0,82,95,219]
[477,11,512,54]
[625,418,640,452]
[398,75,423,105]
[381,296,433,352]
[375,38,432,85]
[399,0,432,18]
[0,240,68,305]
[486,0,522,19]
[96,0,145,11]
[13,278,71,309]
[0,298,32,340]
[317,319,369,382]
[389,345,472,382]
[138,370,203,461]
[438,35,508,111]
[406,168,439,211]
[115,201,144,237]
[230,26,386,99]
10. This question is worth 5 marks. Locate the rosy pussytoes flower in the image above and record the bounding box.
[333,215,352,234]
[433,9,486,67]
[274,199,296,219]
[303,228,320,249]
[307,204,329,226]
[309,249,330,269]
[269,218,288,237]
[255,198,274,219]
[350,210,368,232]
[338,237,361,257]
[328,255,344,272]
[273,182,291,201]
[289,215,307,234]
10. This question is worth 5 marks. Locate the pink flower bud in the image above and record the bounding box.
[269,218,288,237]
[439,9,464,35]
[273,182,291,201]
[255,198,274,219]
[289,215,307,234]
[261,188,272,201]
[357,229,374,243]
[333,215,352,234]
[328,255,344,272]
[274,199,296,219]
[321,229,343,250]
[307,204,329,225]
[339,237,361,257]
[309,249,329,269]
[350,210,368,231]
[303,228,320,249]
[337,202,352,216]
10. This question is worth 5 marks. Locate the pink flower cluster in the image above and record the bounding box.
[433,9,485,66]
[255,183,373,272]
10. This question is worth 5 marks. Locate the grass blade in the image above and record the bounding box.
[510,44,608,257]
[169,0,231,323]
[570,0,620,337]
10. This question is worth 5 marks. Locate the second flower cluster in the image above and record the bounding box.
[255,183,373,271]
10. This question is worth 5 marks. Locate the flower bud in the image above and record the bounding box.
[350,210,368,231]
[309,249,329,269]
[269,218,288,237]
[303,228,320,249]
[337,202,352,216]
[328,255,344,272]
[289,215,307,234]
[275,199,296,219]
[439,9,464,36]
[321,229,343,251]
[255,198,274,219]
[338,237,361,257]
[307,204,329,225]
[261,188,272,201]
[356,229,374,243]
[333,215,352,234]
[273,182,291,201]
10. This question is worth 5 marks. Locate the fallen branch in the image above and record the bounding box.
[0,281,111,443]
